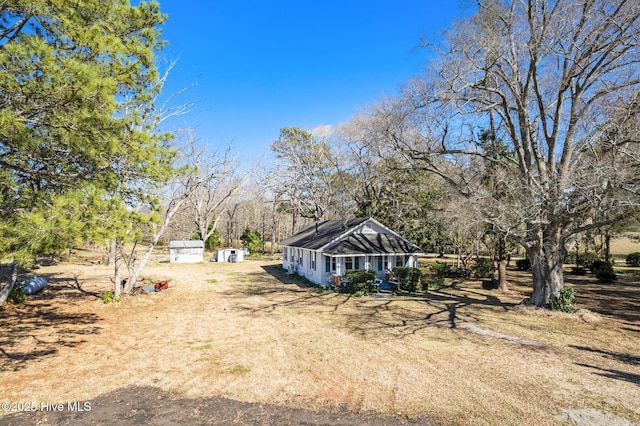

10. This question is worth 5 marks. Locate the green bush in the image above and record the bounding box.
[570,266,587,275]
[473,257,494,279]
[101,291,121,304]
[626,252,640,267]
[516,258,530,271]
[393,266,421,292]
[343,269,377,294]
[547,287,576,312]
[240,227,263,254]
[424,276,445,291]
[7,284,26,306]
[447,267,472,279]
[589,259,608,274]
[591,260,617,283]
[429,262,449,278]
[576,252,601,269]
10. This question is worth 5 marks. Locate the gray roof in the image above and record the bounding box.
[280,218,422,255]
[169,240,204,248]
[279,218,369,250]
[323,233,421,255]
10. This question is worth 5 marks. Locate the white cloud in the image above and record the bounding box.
[309,124,334,138]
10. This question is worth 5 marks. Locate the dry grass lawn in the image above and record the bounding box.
[1,249,639,425]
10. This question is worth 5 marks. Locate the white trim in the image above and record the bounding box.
[326,252,418,257]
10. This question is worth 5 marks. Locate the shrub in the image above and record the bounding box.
[570,266,587,275]
[240,227,263,254]
[589,259,608,274]
[516,258,530,271]
[473,257,494,279]
[626,252,640,267]
[101,291,121,304]
[547,287,576,312]
[425,276,445,291]
[576,252,600,269]
[447,266,472,279]
[596,268,617,283]
[343,269,377,294]
[591,260,617,283]
[7,284,26,306]
[393,266,421,292]
[430,262,449,277]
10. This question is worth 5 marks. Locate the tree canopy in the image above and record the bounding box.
[0,0,172,302]
[384,0,640,305]
[1,1,167,204]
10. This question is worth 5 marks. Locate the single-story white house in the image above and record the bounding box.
[215,247,244,263]
[169,240,204,263]
[280,217,423,286]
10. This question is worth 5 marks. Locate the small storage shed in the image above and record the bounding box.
[216,247,244,263]
[169,240,204,263]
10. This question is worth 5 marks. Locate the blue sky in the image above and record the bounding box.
[158,1,465,165]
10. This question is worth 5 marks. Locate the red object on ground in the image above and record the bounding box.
[154,280,168,291]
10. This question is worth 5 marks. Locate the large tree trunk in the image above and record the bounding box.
[113,238,122,298]
[122,198,186,294]
[496,258,509,291]
[0,264,19,306]
[604,230,611,262]
[124,236,158,293]
[527,233,565,307]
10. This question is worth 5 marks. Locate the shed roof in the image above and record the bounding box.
[169,240,204,248]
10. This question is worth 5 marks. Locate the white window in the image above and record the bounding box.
[345,256,353,270]
[311,252,316,270]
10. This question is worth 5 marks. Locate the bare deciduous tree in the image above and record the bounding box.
[390,0,640,306]
[186,145,242,247]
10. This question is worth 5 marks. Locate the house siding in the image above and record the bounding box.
[281,218,422,286]
[283,249,420,286]
[282,246,324,284]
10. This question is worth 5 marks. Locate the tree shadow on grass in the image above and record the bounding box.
[570,345,640,366]
[223,264,523,343]
[0,273,103,372]
[563,272,640,328]
[576,363,640,386]
[329,288,523,342]
[220,267,351,314]
[260,264,318,289]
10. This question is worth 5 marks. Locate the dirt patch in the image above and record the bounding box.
[455,322,543,346]
[555,408,638,426]
[0,386,429,425]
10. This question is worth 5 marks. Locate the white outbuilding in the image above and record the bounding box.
[215,247,244,263]
[169,240,204,263]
